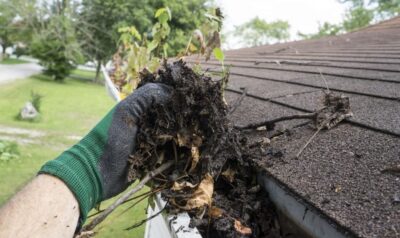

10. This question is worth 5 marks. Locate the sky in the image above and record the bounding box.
[215,0,349,49]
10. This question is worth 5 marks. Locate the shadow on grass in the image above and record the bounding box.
[31,74,59,83]
[31,74,101,86]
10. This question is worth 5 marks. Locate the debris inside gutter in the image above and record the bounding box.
[81,60,353,238]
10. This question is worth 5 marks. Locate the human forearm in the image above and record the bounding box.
[0,174,79,238]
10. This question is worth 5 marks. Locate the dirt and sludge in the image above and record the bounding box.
[122,60,352,238]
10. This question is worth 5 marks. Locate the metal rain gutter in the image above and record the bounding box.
[257,171,354,238]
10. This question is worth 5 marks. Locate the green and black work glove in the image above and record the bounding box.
[39,83,172,224]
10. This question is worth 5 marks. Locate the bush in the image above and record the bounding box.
[30,16,83,81]
[14,46,27,58]
[0,140,19,161]
[31,91,43,112]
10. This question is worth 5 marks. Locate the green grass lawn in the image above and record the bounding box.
[0,74,147,237]
[0,58,29,65]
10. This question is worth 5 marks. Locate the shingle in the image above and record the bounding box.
[224,66,400,99]
[225,92,307,130]
[227,75,316,99]
[263,124,400,238]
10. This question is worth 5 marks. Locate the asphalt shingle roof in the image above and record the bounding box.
[188,16,400,238]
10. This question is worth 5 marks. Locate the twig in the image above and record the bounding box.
[92,191,159,233]
[108,187,166,224]
[228,88,247,114]
[184,36,193,56]
[295,127,321,159]
[268,121,311,139]
[125,202,169,230]
[172,141,178,165]
[87,186,166,219]
[82,161,174,232]
[381,165,400,174]
[318,69,330,93]
[235,113,316,130]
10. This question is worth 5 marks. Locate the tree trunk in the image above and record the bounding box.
[94,60,101,83]
[2,45,8,59]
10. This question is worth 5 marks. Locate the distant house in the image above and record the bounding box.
[189,16,400,238]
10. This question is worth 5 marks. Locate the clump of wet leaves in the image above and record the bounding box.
[127,60,281,237]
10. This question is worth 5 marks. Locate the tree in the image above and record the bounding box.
[339,0,400,23]
[30,1,83,81]
[371,0,400,18]
[233,17,290,47]
[0,1,17,57]
[78,0,209,82]
[30,16,83,81]
[299,0,400,40]
[298,22,342,39]
[342,4,374,31]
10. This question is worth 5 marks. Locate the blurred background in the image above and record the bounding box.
[0,0,398,237]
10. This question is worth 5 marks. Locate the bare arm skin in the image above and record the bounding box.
[0,174,79,238]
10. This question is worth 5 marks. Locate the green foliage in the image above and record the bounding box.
[78,0,209,80]
[340,0,400,18]
[150,7,172,57]
[0,1,17,55]
[343,6,374,31]
[233,17,290,47]
[115,7,170,96]
[113,6,226,97]
[118,26,142,45]
[183,7,224,59]
[0,140,19,161]
[298,22,342,39]
[0,0,36,57]
[372,0,400,17]
[213,47,224,62]
[301,0,400,40]
[30,16,83,81]
[14,46,27,58]
[30,91,43,113]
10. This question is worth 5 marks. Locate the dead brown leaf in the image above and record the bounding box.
[177,131,190,147]
[176,131,202,148]
[234,219,252,235]
[180,173,214,210]
[221,167,235,183]
[193,29,205,55]
[171,181,197,191]
[209,206,224,218]
[189,147,200,173]
[205,31,221,61]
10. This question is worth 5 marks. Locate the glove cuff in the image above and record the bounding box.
[39,108,115,224]
[39,145,103,224]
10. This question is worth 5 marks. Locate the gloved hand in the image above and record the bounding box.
[39,83,172,224]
